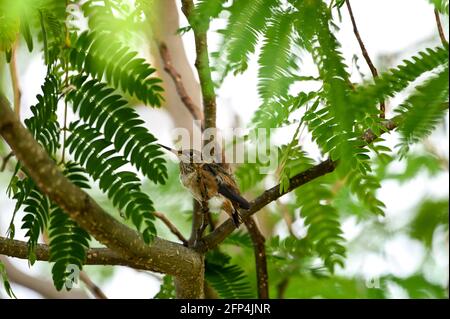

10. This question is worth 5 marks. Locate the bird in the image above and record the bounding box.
[158,144,250,228]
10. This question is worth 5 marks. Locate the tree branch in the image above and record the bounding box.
[181,0,216,131]
[244,217,269,299]
[154,211,187,245]
[276,278,289,299]
[434,9,448,46]
[0,236,169,271]
[346,0,385,118]
[79,271,108,299]
[159,42,204,130]
[1,151,14,172]
[197,119,398,252]
[0,94,204,297]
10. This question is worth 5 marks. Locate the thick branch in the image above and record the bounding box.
[181,0,216,131]
[244,217,269,299]
[0,236,174,271]
[159,42,204,130]
[346,0,385,118]
[197,119,398,252]
[434,9,448,46]
[0,95,203,289]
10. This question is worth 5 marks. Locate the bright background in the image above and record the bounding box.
[0,0,448,298]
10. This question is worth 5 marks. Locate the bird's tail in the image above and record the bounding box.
[222,199,243,228]
[218,184,250,210]
[231,208,243,228]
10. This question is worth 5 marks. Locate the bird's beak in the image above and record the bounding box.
[158,143,180,155]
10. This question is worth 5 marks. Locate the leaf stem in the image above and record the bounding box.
[346,0,385,118]
[8,40,21,118]
[434,9,448,46]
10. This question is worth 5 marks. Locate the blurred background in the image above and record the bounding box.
[0,0,448,298]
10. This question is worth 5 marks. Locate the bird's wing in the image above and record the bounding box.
[217,183,250,209]
[204,163,250,210]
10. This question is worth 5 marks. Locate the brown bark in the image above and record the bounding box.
[146,0,202,148]
[0,95,203,294]
[245,217,269,299]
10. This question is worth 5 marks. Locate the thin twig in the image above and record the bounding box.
[159,42,204,130]
[276,278,289,299]
[79,271,108,299]
[206,211,216,232]
[277,200,294,236]
[423,139,449,170]
[61,1,70,164]
[1,151,14,172]
[9,41,21,118]
[61,53,70,164]
[346,0,386,118]
[244,217,269,299]
[434,9,448,46]
[154,211,188,245]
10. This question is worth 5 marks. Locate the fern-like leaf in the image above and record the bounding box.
[192,0,227,32]
[204,250,254,299]
[0,261,17,298]
[48,206,90,290]
[21,188,51,265]
[351,46,449,122]
[48,163,91,291]
[220,0,279,74]
[295,177,346,272]
[258,9,297,102]
[24,74,60,156]
[67,75,168,184]
[396,66,449,155]
[69,31,164,106]
[66,122,157,243]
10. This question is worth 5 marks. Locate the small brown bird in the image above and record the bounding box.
[158,144,250,227]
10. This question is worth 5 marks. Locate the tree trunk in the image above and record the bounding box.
[145,0,205,298]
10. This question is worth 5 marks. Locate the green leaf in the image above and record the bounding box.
[0,261,17,299]
[70,31,164,106]
[409,199,448,247]
[396,66,449,156]
[67,75,168,185]
[67,122,158,242]
[154,275,176,299]
[205,251,255,299]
